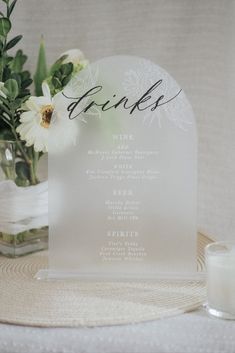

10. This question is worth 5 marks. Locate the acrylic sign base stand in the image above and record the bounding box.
[36,268,204,281]
[36,55,198,281]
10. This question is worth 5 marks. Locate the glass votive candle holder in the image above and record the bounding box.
[205,241,235,319]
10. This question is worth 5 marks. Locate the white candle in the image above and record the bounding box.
[206,242,235,319]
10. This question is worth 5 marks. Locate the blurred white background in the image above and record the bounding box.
[11,0,235,241]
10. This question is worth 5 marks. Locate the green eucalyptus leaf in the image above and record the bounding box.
[10,72,21,86]
[7,0,18,16]
[2,66,11,81]
[0,34,5,43]
[8,97,22,110]
[18,94,30,104]
[5,34,22,50]
[0,17,11,36]
[5,55,13,63]
[8,49,27,72]
[17,90,30,99]
[20,70,30,81]
[4,78,19,99]
[21,78,32,89]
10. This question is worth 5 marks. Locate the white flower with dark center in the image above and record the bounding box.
[16,83,79,153]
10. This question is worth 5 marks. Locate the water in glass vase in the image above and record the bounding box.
[0,140,48,257]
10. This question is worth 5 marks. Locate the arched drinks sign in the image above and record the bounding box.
[37,55,197,280]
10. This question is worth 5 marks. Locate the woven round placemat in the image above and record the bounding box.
[0,233,211,327]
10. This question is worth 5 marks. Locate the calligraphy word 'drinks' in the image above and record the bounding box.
[63,80,182,120]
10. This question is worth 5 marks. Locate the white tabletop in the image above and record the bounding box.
[0,309,234,353]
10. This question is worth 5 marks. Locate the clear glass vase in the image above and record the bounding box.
[0,140,48,257]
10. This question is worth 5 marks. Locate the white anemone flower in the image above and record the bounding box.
[60,49,88,67]
[16,83,79,153]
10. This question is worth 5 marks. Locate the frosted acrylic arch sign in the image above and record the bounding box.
[41,55,197,279]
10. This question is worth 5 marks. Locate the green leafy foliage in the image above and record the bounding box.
[49,54,68,75]
[0,0,32,133]
[5,34,22,50]
[47,62,73,95]
[4,78,19,100]
[7,0,17,17]
[0,127,13,140]
[8,49,27,72]
[0,17,11,36]
[0,0,39,185]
